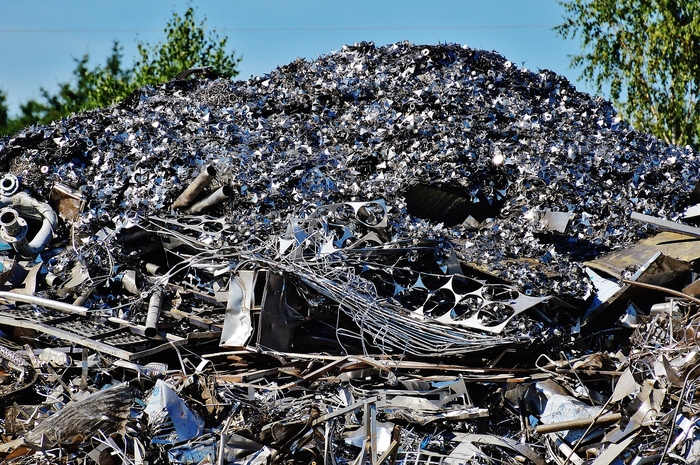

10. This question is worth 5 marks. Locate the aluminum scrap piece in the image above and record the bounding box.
[23,382,133,449]
[262,258,527,356]
[0,344,37,399]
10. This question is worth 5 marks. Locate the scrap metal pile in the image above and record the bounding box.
[1,41,700,463]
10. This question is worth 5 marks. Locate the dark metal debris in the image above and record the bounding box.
[0,41,699,463]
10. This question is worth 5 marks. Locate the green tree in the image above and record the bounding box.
[81,42,134,110]
[0,90,8,130]
[555,0,700,149]
[0,55,87,135]
[132,7,241,88]
[0,7,240,136]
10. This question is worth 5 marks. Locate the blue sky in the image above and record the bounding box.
[0,0,594,115]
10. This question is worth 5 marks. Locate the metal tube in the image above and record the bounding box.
[145,289,163,338]
[535,413,621,434]
[80,350,89,390]
[25,196,57,257]
[0,291,90,316]
[145,263,162,275]
[631,211,700,238]
[73,287,93,307]
[11,192,56,243]
[106,316,183,342]
[217,416,233,465]
[184,185,233,214]
[45,273,63,288]
[172,165,217,210]
[0,190,57,258]
[121,270,139,295]
[0,174,19,197]
[0,208,27,239]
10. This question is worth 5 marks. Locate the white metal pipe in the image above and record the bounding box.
[184,185,233,214]
[0,191,57,257]
[0,291,89,316]
[145,289,163,338]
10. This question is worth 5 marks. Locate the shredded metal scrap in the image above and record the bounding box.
[0,41,700,463]
[2,42,698,299]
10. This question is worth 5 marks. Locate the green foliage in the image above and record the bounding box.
[0,90,8,129]
[556,0,700,149]
[81,42,134,110]
[0,7,240,136]
[132,7,241,88]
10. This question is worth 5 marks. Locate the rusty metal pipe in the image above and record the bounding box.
[172,165,217,210]
[184,185,233,214]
